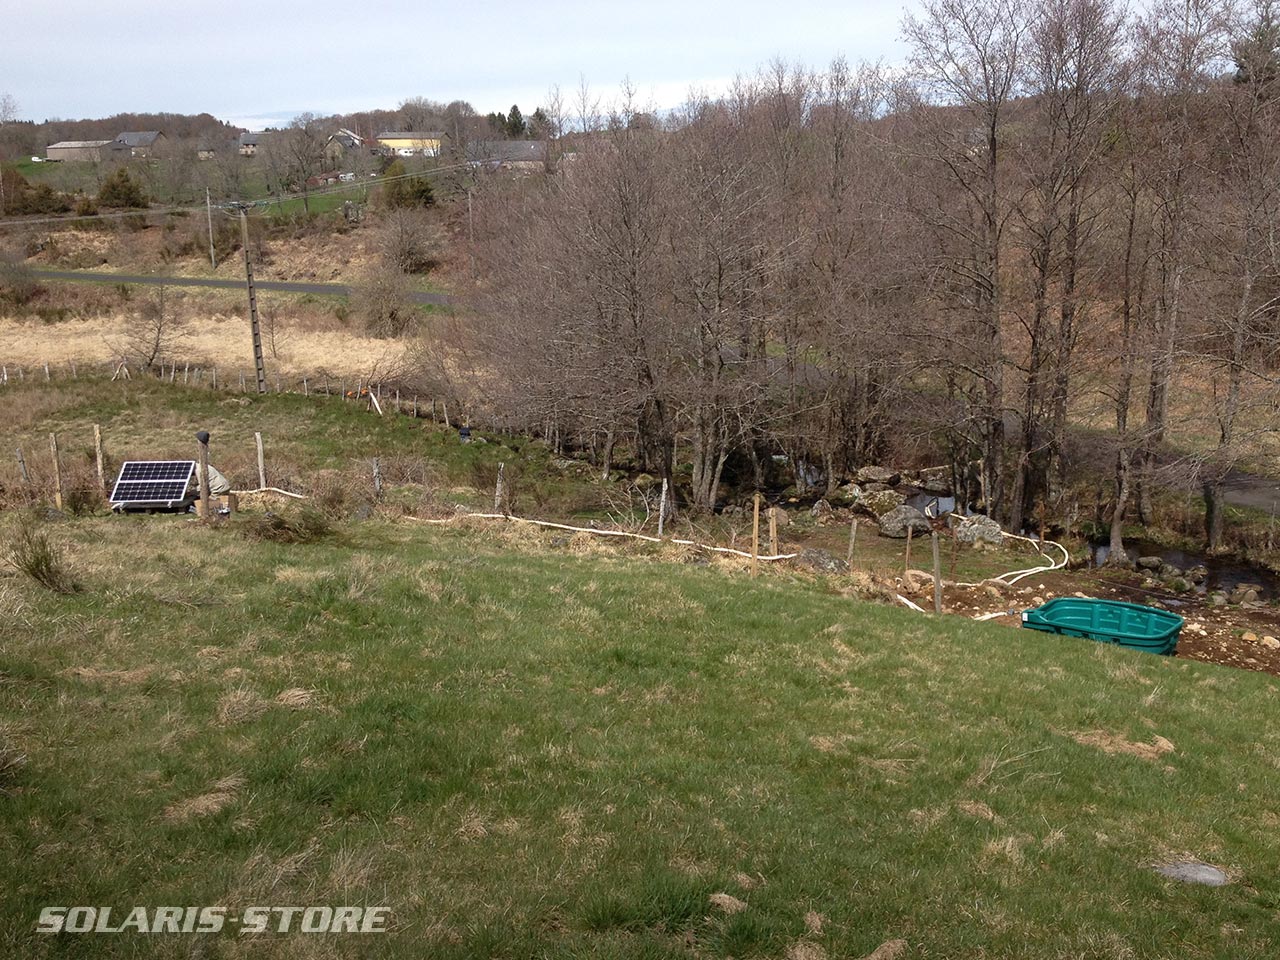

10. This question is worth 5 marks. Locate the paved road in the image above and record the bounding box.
[31,269,453,306]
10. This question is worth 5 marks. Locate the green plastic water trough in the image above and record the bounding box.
[1021,597,1183,656]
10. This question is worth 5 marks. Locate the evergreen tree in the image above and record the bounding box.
[97,167,147,208]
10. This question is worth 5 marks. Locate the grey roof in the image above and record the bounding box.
[47,140,111,149]
[466,140,548,163]
[239,132,264,146]
[114,131,163,147]
[376,131,444,140]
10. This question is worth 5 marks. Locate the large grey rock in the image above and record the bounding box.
[862,482,894,493]
[1137,556,1163,571]
[856,465,900,485]
[1158,562,1183,579]
[795,547,849,574]
[914,466,953,495]
[834,482,863,502]
[877,505,931,539]
[954,514,1004,545]
[859,489,905,517]
[1186,565,1209,584]
[810,499,834,521]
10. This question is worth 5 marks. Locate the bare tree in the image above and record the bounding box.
[902,0,1029,520]
[111,286,187,372]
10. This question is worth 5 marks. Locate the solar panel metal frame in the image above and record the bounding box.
[109,460,198,509]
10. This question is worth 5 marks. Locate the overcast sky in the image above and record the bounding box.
[2,1,911,128]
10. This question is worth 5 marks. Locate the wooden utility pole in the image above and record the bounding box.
[232,204,267,394]
[254,432,267,489]
[93,424,106,492]
[48,433,64,510]
[196,431,212,520]
[205,188,217,268]
[751,492,761,578]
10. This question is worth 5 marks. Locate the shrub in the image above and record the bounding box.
[97,167,147,209]
[241,507,333,544]
[7,524,79,594]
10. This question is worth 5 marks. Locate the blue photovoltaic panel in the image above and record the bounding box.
[109,461,197,506]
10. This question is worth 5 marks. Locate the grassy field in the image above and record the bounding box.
[1,510,1278,959]
[1,379,1278,957]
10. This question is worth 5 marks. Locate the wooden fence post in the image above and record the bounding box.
[931,528,943,614]
[905,525,913,575]
[255,432,266,489]
[196,431,211,520]
[847,517,858,566]
[658,477,669,537]
[751,492,761,578]
[768,505,778,555]
[372,457,383,499]
[49,433,64,510]
[16,447,30,484]
[494,462,506,513]
[93,424,106,492]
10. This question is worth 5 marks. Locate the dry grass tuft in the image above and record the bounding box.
[163,773,245,823]
[216,688,269,726]
[861,939,908,960]
[956,800,1000,822]
[708,892,748,915]
[786,942,828,960]
[1069,729,1175,761]
[274,688,315,710]
[62,665,155,685]
[804,911,825,936]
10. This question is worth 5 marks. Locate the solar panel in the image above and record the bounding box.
[109,461,198,508]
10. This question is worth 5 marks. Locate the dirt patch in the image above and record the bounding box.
[1069,729,1175,761]
[956,800,1000,822]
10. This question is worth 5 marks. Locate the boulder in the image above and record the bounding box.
[856,465,900,485]
[1208,591,1229,606]
[795,547,849,575]
[770,507,792,528]
[877,504,931,539]
[862,482,894,493]
[859,489,905,517]
[810,499,834,521]
[1166,577,1192,593]
[954,514,1004,545]
[914,466,953,495]
[1186,565,1209,584]
[1158,563,1184,579]
[834,482,863,502]
[1137,556,1163,571]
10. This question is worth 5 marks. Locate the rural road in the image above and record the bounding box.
[31,269,453,306]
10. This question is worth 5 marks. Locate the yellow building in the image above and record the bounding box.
[375,132,443,157]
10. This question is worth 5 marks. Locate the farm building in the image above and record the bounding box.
[45,140,111,162]
[324,129,364,163]
[238,132,264,156]
[111,131,166,158]
[375,131,442,157]
[466,140,549,171]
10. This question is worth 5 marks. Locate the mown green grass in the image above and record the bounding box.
[0,511,1278,959]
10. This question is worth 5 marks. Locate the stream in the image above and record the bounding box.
[1088,539,1278,599]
